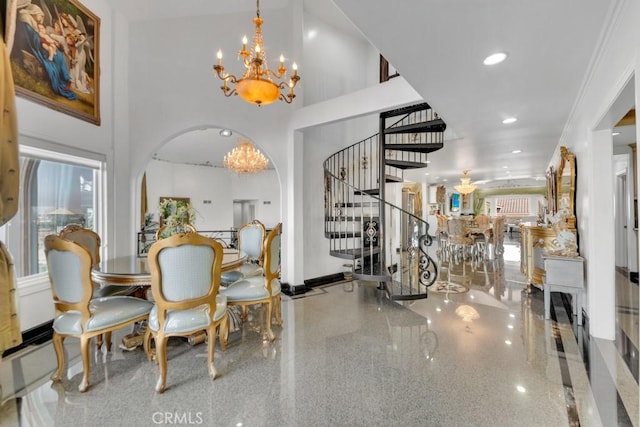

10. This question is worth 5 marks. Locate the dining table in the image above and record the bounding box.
[91,248,246,349]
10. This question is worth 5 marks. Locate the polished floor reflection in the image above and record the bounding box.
[0,237,638,426]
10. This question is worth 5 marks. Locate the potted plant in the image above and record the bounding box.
[157,198,196,238]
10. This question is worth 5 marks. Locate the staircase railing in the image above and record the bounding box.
[324,137,438,299]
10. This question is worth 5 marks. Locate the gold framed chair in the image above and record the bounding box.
[220,223,282,343]
[59,224,141,349]
[469,214,490,258]
[154,223,197,240]
[144,232,228,393]
[447,218,473,263]
[44,235,153,392]
[221,220,266,286]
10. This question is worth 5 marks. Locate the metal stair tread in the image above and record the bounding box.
[325,231,362,238]
[329,247,381,259]
[354,188,380,196]
[334,202,378,208]
[385,174,403,183]
[326,216,379,221]
[383,143,444,153]
[385,159,429,169]
[383,118,446,135]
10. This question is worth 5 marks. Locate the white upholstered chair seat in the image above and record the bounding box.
[53,296,153,335]
[221,276,281,301]
[148,294,227,334]
[220,263,263,284]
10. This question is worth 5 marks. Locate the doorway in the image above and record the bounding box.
[615,168,628,271]
[233,200,258,229]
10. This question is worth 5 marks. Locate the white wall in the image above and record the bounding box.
[558,0,639,339]
[302,12,378,105]
[145,160,280,231]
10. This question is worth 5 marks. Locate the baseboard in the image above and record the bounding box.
[281,282,312,296]
[281,273,346,297]
[304,273,345,288]
[2,320,53,358]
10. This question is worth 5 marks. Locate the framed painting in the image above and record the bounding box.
[5,0,100,125]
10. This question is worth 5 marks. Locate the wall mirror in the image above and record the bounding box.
[555,146,576,227]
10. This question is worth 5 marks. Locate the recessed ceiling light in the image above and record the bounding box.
[483,52,508,65]
[612,132,620,136]
[426,160,431,164]
[424,173,430,176]
[511,149,522,154]
[219,129,232,137]
[503,166,508,169]
[502,117,517,124]
[442,179,448,182]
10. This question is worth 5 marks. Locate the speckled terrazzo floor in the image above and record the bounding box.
[0,239,638,426]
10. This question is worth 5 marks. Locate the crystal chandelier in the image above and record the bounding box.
[454,170,478,195]
[213,0,300,106]
[224,138,269,174]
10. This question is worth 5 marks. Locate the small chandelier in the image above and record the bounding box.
[454,169,478,195]
[213,0,300,106]
[224,138,269,174]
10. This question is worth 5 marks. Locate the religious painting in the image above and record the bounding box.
[5,0,100,125]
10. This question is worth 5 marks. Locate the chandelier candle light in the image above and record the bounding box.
[224,138,269,174]
[454,169,478,195]
[213,0,300,106]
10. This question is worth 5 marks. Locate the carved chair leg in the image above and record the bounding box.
[79,336,91,392]
[50,333,65,382]
[143,328,154,361]
[273,294,282,326]
[219,315,229,350]
[155,333,168,393]
[207,325,218,380]
[263,301,274,342]
[104,331,113,352]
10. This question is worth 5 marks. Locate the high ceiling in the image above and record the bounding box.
[112,1,631,186]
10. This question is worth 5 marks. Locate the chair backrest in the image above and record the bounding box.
[475,214,490,229]
[238,220,266,263]
[147,232,223,316]
[155,223,196,240]
[447,218,467,237]
[59,224,101,267]
[44,235,93,313]
[492,216,505,243]
[263,223,282,280]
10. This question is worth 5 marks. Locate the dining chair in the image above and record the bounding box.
[59,224,141,350]
[44,235,153,393]
[469,214,491,258]
[220,222,282,343]
[436,214,449,256]
[221,220,266,286]
[144,232,228,393]
[447,218,473,263]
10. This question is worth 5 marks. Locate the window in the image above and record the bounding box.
[0,145,104,278]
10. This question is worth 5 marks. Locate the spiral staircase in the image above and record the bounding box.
[323,102,446,300]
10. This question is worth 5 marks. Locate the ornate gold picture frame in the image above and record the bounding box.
[5,0,100,125]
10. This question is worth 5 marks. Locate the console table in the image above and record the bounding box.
[542,255,584,326]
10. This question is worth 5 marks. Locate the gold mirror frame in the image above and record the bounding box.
[555,146,576,227]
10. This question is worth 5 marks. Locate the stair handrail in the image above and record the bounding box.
[323,154,432,243]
